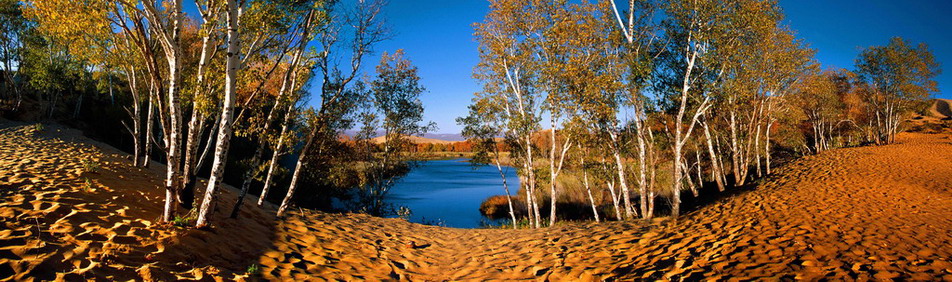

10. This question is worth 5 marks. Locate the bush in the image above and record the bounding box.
[171,209,197,227]
[479,195,527,219]
[81,158,100,173]
[245,264,261,276]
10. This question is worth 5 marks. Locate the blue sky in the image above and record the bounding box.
[183,0,950,134]
[368,0,489,135]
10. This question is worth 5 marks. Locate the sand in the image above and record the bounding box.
[930,99,952,119]
[2,121,952,280]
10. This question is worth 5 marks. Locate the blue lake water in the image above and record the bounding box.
[386,158,520,228]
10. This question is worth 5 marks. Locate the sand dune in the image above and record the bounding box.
[930,99,952,119]
[2,122,952,280]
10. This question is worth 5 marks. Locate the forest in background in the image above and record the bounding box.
[0,0,941,229]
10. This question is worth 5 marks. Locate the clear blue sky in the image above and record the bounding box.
[186,0,949,134]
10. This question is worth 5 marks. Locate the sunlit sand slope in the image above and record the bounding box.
[1,122,951,280]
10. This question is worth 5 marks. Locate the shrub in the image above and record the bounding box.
[245,264,261,276]
[81,158,100,173]
[479,195,527,219]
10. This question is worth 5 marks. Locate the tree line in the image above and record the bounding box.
[460,0,940,228]
[1,0,433,227]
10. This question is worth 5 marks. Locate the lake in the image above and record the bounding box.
[386,158,520,228]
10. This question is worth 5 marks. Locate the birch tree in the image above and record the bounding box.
[855,37,940,145]
[608,0,658,220]
[459,101,519,228]
[277,0,388,217]
[194,0,241,227]
[473,0,552,228]
[231,1,321,217]
[352,50,432,216]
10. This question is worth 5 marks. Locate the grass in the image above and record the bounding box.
[171,209,197,227]
[81,158,100,173]
[419,217,446,227]
[245,264,261,276]
[396,206,412,220]
[480,218,533,229]
[82,178,93,192]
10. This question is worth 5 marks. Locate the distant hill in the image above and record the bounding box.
[369,134,456,144]
[342,130,465,142]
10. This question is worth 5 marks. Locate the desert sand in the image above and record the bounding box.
[1,121,952,280]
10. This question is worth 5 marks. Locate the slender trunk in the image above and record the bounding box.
[694,149,702,195]
[239,10,314,212]
[182,33,215,209]
[158,0,186,223]
[73,91,83,119]
[525,134,540,228]
[672,143,683,218]
[754,119,762,178]
[258,104,294,206]
[765,120,773,175]
[195,0,239,227]
[545,123,571,226]
[579,146,599,222]
[608,131,634,219]
[278,128,316,217]
[548,124,557,226]
[671,50,693,219]
[493,149,518,229]
[277,152,305,217]
[631,106,650,219]
[163,57,182,221]
[126,68,143,167]
[195,116,220,173]
[607,179,620,220]
[703,121,725,191]
[144,85,155,167]
[729,109,742,185]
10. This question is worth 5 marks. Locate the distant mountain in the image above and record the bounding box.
[369,134,456,144]
[423,133,465,141]
[342,130,466,142]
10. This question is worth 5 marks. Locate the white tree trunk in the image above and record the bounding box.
[259,101,295,206]
[195,0,239,227]
[277,148,307,217]
[579,146,599,222]
[182,33,215,209]
[493,149,518,229]
[703,120,725,191]
[608,131,634,219]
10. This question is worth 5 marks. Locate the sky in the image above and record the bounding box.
[220,0,950,135]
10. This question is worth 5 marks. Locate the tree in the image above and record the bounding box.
[608,0,659,220]
[351,50,432,216]
[459,100,519,228]
[194,0,241,227]
[0,0,28,111]
[276,0,388,217]
[473,0,550,227]
[855,37,940,145]
[231,0,322,218]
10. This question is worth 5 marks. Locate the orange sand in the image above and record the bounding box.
[1,122,951,280]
